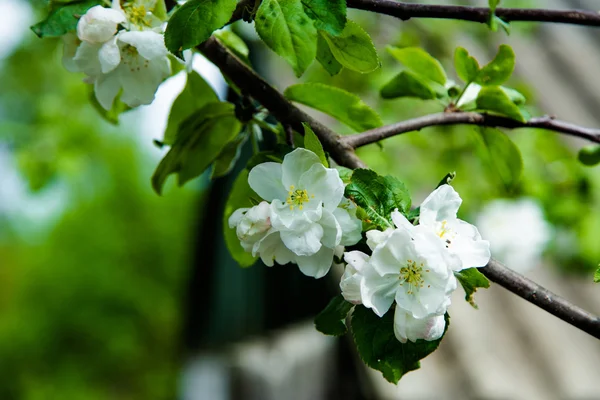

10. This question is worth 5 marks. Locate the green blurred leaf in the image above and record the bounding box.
[454,47,480,83]
[594,265,600,283]
[321,20,379,74]
[152,102,242,194]
[578,145,600,167]
[345,169,411,229]
[352,306,449,384]
[454,268,490,308]
[211,132,249,179]
[255,0,317,77]
[476,86,525,122]
[214,30,250,63]
[316,33,342,76]
[285,83,382,132]
[31,0,100,37]
[387,46,447,85]
[152,0,168,21]
[164,0,237,56]
[477,128,523,190]
[315,295,354,336]
[489,0,500,13]
[163,71,219,145]
[336,166,353,184]
[223,169,259,267]
[380,70,438,100]
[301,0,346,35]
[89,88,131,125]
[474,44,515,86]
[302,123,329,167]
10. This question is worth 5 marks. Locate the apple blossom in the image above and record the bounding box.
[393,309,446,343]
[228,201,272,253]
[76,3,125,44]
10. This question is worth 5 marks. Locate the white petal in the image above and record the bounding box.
[98,38,120,73]
[319,209,342,249]
[118,31,168,60]
[340,264,363,304]
[279,223,323,256]
[394,308,446,343]
[369,229,416,276]
[270,199,322,231]
[77,5,125,43]
[255,231,295,266]
[248,162,286,201]
[420,184,462,226]
[360,269,397,317]
[119,56,170,106]
[451,235,491,270]
[391,209,415,231]
[94,73,121,110]
[333,206,362,246]
[281,148,321,188]
[299,164,344,211]
[62,33,80,72]
[343,251,369,273]
[73,41,103,77]
[296,246,335,279]
[228,207,249,228]
[365,228,393,251]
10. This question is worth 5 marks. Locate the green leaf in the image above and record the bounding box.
[302,123,328,166]
[164,0,238,56]
[454,47,480,83]
[211,132,249,179]
[31,0,100,37]
[255,0,317,77]
[380,70,437,100]
[152,102,242,194]
[315,295,354,336]
[489,0,500,13]
[474,44,515,86]
[152,0,168,21]
[345,169,411,229]
[321,19,379,74]
[352,305,449,384]
[594,265,600,283]
[336,166,353,184]
[88,87,131,125]
[223,169,259,267]
[214,30,250,63]
[454,268,490,308]
[476,86,525,122]
[316,32,342,76]
[477,128,523,190]
[163,71,219,145]
[301,0,346,35]
[387,46,447,85]
[285,83,382,132]
[578,145,600,167]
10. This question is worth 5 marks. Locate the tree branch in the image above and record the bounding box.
[199,36,600,339]
[198,37,365,170]
[344,112,600,149]
[347,0,600,27]
[481,259,600,339]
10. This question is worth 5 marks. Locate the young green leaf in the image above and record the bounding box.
[214,30,250,64]
[285,83,382,132]
[477,128,523,190]
[320,20,379,74]
[454,47,480,83]
[163,71,219,145]
[352,306,449,384]
[301,0,346,35]
[387,46,447,85]
[211,132,249,179]
[315,295,354,336]
[454,268,490,308]
[476,86,525,122]
[164,0,238,56]
[577,145,600,167]
[255,0,317,77]
[316,33,343,76]
[380,70,438,100]
[152,102,242,194]
[345,169,411,229]
[336,166,353,184]
[474,44,515,86]
[223,169,259,267]
[302,123,329,166]
[31,0,100,37]
[489,0,500,13]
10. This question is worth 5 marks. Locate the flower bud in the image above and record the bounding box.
[77,5,125,44]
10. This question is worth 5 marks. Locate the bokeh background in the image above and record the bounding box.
[1,0,600,399]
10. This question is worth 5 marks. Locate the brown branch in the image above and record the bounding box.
[347,0,600,27]
[199,36,600,339]
[344,112,600,149]
[198,37,365,169]
[481,259,600,339]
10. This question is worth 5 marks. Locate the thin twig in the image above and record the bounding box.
[481,259,600,339]
[285,124,295,148]
[344,112,600,149]
[347,0,600,27]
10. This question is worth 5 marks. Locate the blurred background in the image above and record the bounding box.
[1,0,600,399]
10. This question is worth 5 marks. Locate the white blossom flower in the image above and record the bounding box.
[228,201,272,253]
[340,250,368,304]
[404,185,491,270]
[476,198,551,273]
[393,309,446,343]
[76,2,125,44]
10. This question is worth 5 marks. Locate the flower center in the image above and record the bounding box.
[125,4,151,27]
[399,259,429,295]
[286,185,312,210]
[436,220,455,247]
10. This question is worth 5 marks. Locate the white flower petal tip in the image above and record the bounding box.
[394,309,446,343]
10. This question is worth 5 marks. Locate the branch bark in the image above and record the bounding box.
[199,37,600,339]
[344,112,600,149]
[347,0,600,27]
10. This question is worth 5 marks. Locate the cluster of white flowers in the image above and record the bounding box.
[229,148,362,279]
[341,185,491,344]
[64,0,170,110]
